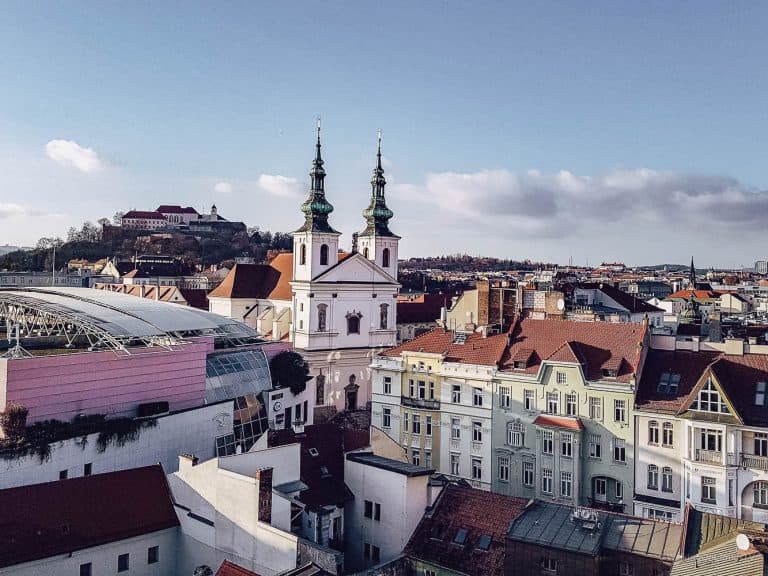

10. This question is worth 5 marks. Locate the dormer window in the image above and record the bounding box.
[514,361,527,369]
[657,372,681,395]
[757,382,767,406]
[691,378,730,414]
[602,368,618,378]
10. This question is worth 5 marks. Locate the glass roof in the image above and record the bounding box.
[205,347,273,404]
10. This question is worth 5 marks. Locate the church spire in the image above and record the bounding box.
[689,256,696,288]
[297,118,338,233]
[359,130,398,238]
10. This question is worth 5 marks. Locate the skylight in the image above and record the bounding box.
[477,534,492,550]
[454,528,468,544]
[657,372,681,395]
[308,448,319,457]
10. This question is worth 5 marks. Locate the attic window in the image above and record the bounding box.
[308,448,319,457]
[657,372,681,395]
[602,368,618,378]
[454,528,468,545]
[514,360,527,369]
[477,534,492,551]
[757,382,767,406]
[691,378,730,414]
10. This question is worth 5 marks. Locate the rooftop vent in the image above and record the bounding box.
[571,507,601,533]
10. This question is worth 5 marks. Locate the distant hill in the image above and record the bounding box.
[0,245,30,256]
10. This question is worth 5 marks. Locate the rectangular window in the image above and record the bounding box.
[561,472,572,498]
[364,500,373,518]
[542,468,553,494]
[662,422,674,447]
[429,380,435,400]
[702,477,717,504]
[412,449,420,466]
[59,469,68,480]
[614,399,626,423]
[756,433,768,457]
[418,380,426,399]
[426,415,432,436]
[451,418,461,439]
[588,434,602,459]
[616,481,624,500]
[542,557,558,574]
[472,421,483,442]
[412,414,421,435]
[147,546,159,565]
[409,379,415,397]
[589,397,602,420]
[383,376,392,395]
[473,388,483,407]
[508,422,525,447]
[594,478,607,496]
[471,458,482,480]
[374,502,381,521]
[556,371,567,385]
[649,421,659,444]
[382,407,391,428]
[403,412,409,433]
[425,450,432,468]
[524,389,535,411]
[372,545,380,564]
[80,563,92,576]
[561,432,573,458]
[543,430,554,454]
[84,463,92,476]
[757,382,767,406]
[452,384,461,403]
[498,456,510,482]
[613,438,626,463]
[499,386,511,408]
[546,392,559,415]
[648,465,659,490]
[565,393,577,416]
[118,553,129,573]
[523,461,535,487]
[662,467,673,492]
[451,453,460,476]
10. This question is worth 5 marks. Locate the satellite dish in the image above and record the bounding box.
[557,298,565,311]
[736,533,751,551]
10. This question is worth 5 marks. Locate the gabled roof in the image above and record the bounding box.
[156,205,200,215]
[0,465,178,569]
[667,289,721,301]
[216,560,263,576]
[405,485,527,576]
[310,251,397,285]
[501,318,646,383]
[383,328,509,367]
[577,282,664,314]
[208,253,294,301]
[122,210,166,220]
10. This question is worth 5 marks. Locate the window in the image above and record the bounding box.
[412,414,421,434]
[614,399,626,423]
[542,557,558,574]
[379,303,389,329]
[546,392,559,414]
[616,481,624,500]
[382,247,390,268]
[754,481,768,507]
[662,422,674,447]
[561,433,573,457]
[471,458,482,480]
[648,465,659,490]
[757,382,768,406]
[473,388,483,407]
[382,407,391,428]
[524,389,535,411]
[451,453,460,475]
[589,397,602,420]
[498,456,510,481]
[647,508,674,521]
[619,561,634,576]
[508,422,525,447]
[613,438,626,462]
[702,476,717,504]
[454,528,468,544]
[477,535,492,551]
[565,393,577,416]
[320,243,329,265]
[452,384,462,403]
[561,472,572,498]
[363,247,370,259]
[316,372,326,406]
[299,243,306,265]
[588,434,602,459]
[556,371,567,385]
[523,461,535,486]
[118,553,129,572]
[499,386,511,408]
[403,412,409,433]
[691,378,730,414]
[412,449,420,466]
[594,477,607,497]
[756,433,768,457]
[426,415,433,436]
[409,379,415,396]
[59,469,68,480]
[428,381,435,399]
[383,376,392,395]
[364,500,373,518]
[543,430,554,454]
[317,304,327,332]
[542,468,553,494]
[451,418,461,439]
[80,563,92,576]
[700,428,723,452]
[649,420,660,445]
[417,380,427,399]
[425,569,436,576]
[147,546,159,565]
[347,314,360,334]
[657,371,681,394]
[472,421,483,442]
[662,467,673,492]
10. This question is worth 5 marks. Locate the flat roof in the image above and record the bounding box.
[346,452,434,477]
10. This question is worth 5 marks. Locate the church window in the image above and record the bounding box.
[320,244,329,266]
[382,248,390,268]
[317,304,328,332]
[299,244,306,266]
[315,372,325,406]
[363,247,369,259]
[347,313,361,334]
[379,304,389,330]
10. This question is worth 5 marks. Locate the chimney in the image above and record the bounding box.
[255,467,273,524]
[139,284,145,298]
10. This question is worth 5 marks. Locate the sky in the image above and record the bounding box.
[1,1,767,268]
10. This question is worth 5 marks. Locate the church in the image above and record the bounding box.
[209,124,401,419]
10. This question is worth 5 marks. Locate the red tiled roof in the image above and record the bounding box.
[501,318,646,383]
[709,354,768,427]
[383,328,509,367]
[0,465,178,569]
[179,288,209,310]
[122,210,166,220]
[404,485,528,576]
[267,253,294,300]
[667,289,721,300]
[208,263,281,299]
[216,560,263,576]
[156,205,199,214]
[533,414,584,430]
[396,293,450,324]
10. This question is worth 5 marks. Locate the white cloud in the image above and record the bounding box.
[45,139,104,173]
[257,174,303,198]
[213,181,232,194]
[0,203,26,219]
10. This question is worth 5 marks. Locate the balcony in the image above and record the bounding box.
[741,453,768,471]
[401,396,440,410]
[694,449,737,466]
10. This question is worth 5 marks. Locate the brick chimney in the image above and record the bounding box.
[255,467,273,525]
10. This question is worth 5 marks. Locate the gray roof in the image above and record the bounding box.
[346,452,434,477]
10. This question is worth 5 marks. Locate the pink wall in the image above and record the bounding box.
[2,338,213,423]
[261,341,293,360]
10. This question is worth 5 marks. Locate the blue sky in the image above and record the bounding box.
[1,1,767,267]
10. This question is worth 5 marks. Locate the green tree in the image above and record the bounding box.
[269,351,311,396]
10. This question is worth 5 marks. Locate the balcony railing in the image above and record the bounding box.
[401,396,440,410]
[694,449,737,466]
[741,453,768,471]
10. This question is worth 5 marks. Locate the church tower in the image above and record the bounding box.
[688,256,696,289]
[357,131,400,279]
[292,120,341,283]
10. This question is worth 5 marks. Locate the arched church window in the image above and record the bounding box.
[300,244,306,266]
[382,248,390,268]
[320,244,329,266]
[363,247,369,259]
[315,372,326,406]
[346,313,361,334]
[380,303,389,330]
[317,304,328,332]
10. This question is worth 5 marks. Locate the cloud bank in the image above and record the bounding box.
[257,174,302,197]
[0,203,26,219]
[213,181,233,194]
[45,140,104,173]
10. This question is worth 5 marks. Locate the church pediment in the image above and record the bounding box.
[311,252,398,285]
